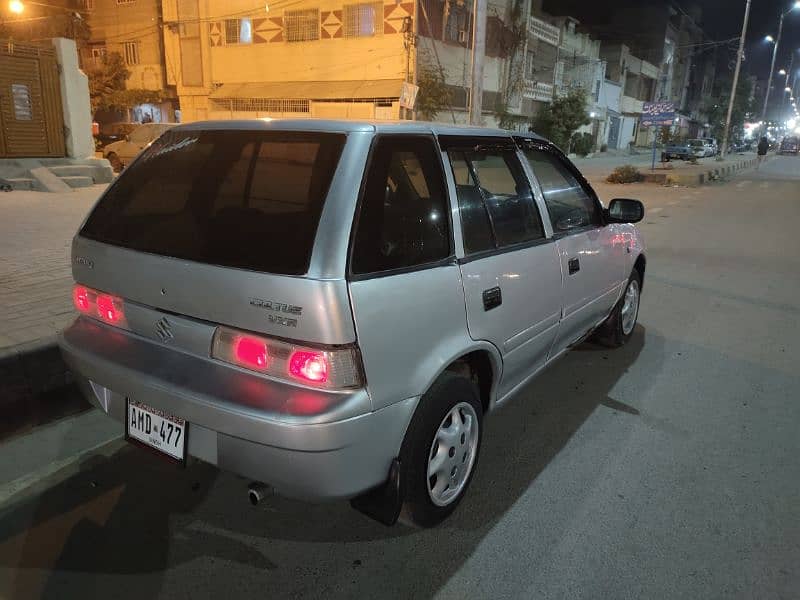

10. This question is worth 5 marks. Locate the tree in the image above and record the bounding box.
[704,75,754,144]
[531,88,590,153]
[87,52,164,115]
[415,53,452,121]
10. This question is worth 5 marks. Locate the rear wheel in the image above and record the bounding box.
[593,270,641,348]
[400,373,483,527]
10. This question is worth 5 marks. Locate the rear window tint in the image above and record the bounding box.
[81,130,345,275]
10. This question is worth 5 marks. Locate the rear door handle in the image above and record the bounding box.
[568,257,580,275]
[482,287,502,311]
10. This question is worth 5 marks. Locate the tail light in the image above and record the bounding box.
[212,326,362,390]
[72,284,127,328]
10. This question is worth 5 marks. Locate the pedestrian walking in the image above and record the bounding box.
[757,136,769,169]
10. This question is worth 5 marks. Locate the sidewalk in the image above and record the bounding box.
[0,185,106,413]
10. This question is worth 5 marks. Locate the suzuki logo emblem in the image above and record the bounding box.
[155,317,173,343]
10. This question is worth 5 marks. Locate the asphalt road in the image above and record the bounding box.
[1,156,799,600]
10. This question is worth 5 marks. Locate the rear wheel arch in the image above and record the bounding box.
[443,349,498,414]
[633,253,646,291]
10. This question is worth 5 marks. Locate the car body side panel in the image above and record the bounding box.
[348,264,501,411]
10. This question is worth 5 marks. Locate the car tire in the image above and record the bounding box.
[592,270,642,348]
[399,372,483,528]
[106,152,123,172]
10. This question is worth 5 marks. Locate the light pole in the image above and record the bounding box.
[722,0,751,156]
[761,2,800,126]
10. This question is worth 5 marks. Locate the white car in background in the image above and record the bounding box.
[103,123,175,171]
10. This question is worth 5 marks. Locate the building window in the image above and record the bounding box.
[525,50,535,79]
[11,84,33,120]
[285,9,320,42]
[210,98,311,113]
[91,46,107,67]
[343,3,382,38]
[444,6,469,44]
[224,18,252,44]
[83,0,94,10]
[117,0,136,5]
[123,41,140,65]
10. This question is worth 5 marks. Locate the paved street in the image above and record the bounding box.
[0,157,799,599]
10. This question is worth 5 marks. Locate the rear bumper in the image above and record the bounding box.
[59,317,418,500]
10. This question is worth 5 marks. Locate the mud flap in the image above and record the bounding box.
[350,458,402,526]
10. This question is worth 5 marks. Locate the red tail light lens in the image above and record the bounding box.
[211,326,362,390]
[96,294,123,323]
[71,284,127,328]
[233,335,270,370]
[289,351,329,383]
[72,286,91,313]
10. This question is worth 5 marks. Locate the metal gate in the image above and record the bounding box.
[0,41,66,158]
[607,116,621,150]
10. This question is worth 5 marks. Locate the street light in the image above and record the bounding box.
[8,0,24,13]
[761,2,800,125]
[766,35,776,42]
[780,69,787,75]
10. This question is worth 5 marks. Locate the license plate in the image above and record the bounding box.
[126,400,187,462]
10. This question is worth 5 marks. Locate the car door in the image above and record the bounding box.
[440,136,563,398]
[518,140,626,356]
[122,125,154,161]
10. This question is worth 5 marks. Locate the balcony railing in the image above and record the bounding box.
[529,16,560,46]
[523,80,554,102]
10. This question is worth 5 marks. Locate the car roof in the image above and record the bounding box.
[171,118,549,142]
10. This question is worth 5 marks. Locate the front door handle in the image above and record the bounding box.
[482,287,502,311]
[568,257,580,275]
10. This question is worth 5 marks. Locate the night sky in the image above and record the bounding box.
[679,0,800,78]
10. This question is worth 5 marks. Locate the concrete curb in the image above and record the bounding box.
[0,335,72,411]
[631,157,759,186]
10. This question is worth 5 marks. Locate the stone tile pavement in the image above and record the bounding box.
[0,185,106,350]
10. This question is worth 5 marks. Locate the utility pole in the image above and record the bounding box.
[722,0,751,157]
[468,0,487,126]
[762,12,784,126]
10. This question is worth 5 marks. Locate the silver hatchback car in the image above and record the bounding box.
[60,120,645,527]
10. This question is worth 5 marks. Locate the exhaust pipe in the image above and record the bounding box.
[248,482,269,505]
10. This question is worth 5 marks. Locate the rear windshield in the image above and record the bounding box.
[81,130,345,275]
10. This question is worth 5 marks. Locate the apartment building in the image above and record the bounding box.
[82,0,176,122]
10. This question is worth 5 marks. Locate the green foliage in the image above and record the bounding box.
[606,165,642,184]
[415,55,452,121]
[87,52,163,113]
[570,132,593,157]
[704,76,754,144]
[531,88,591,152]
[657,126,672,145]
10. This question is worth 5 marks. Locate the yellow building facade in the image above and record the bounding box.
[162,0,415,122]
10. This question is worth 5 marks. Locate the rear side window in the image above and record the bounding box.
[81,130,345,275]
[350,136,451,275]
[447,146,544,254]
[522,148,601,233]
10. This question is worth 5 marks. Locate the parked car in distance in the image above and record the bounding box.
[663,140,692,160]
[688,139,709,158]
[702,138,719,156]
[103,123,175,171]
[779,135,799,155]
[60,120,646,527]
[94,123,139,153]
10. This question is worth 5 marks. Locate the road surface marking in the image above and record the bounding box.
[649,207,664,213]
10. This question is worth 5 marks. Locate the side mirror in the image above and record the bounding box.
[606,198,644,224]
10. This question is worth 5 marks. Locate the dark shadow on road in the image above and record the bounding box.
[0,326,654,599]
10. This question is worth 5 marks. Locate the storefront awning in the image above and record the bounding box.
[209,79,405,100]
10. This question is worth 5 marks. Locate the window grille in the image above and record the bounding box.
[123,41,139,65]
[285,9,320,42]
[343,3,382,38]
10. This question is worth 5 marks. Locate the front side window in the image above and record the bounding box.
[522,147,601,233]
[351,136,451,275]
[80,131,345,275]
[285,9,320,42]
[447,145,544,254]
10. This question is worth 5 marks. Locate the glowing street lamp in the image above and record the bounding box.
[779,69,787,75]
[762,2,800,125]
[766,35,776,42]
[9,0,24,13]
